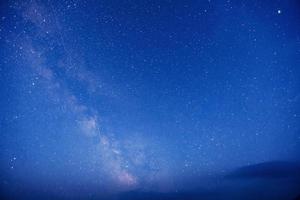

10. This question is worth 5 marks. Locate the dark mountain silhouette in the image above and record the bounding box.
[2,161,300,200]
[226,161,300,179]
[117,160,300,200]
[117,189,221,200]
[294,194,300,200]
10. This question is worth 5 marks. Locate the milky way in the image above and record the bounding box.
[1,0,300,199]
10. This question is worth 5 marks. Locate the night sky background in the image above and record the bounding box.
[1,0,300,199]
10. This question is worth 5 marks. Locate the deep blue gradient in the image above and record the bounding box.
[1,0,300,199]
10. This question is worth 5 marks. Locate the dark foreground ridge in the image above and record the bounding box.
[1,161,300,200]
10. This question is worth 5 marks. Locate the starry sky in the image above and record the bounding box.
[1,0,300,199]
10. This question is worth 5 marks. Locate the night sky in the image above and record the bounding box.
[1,0,300,199]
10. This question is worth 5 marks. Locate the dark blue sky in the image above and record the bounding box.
[1,0,300,199]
